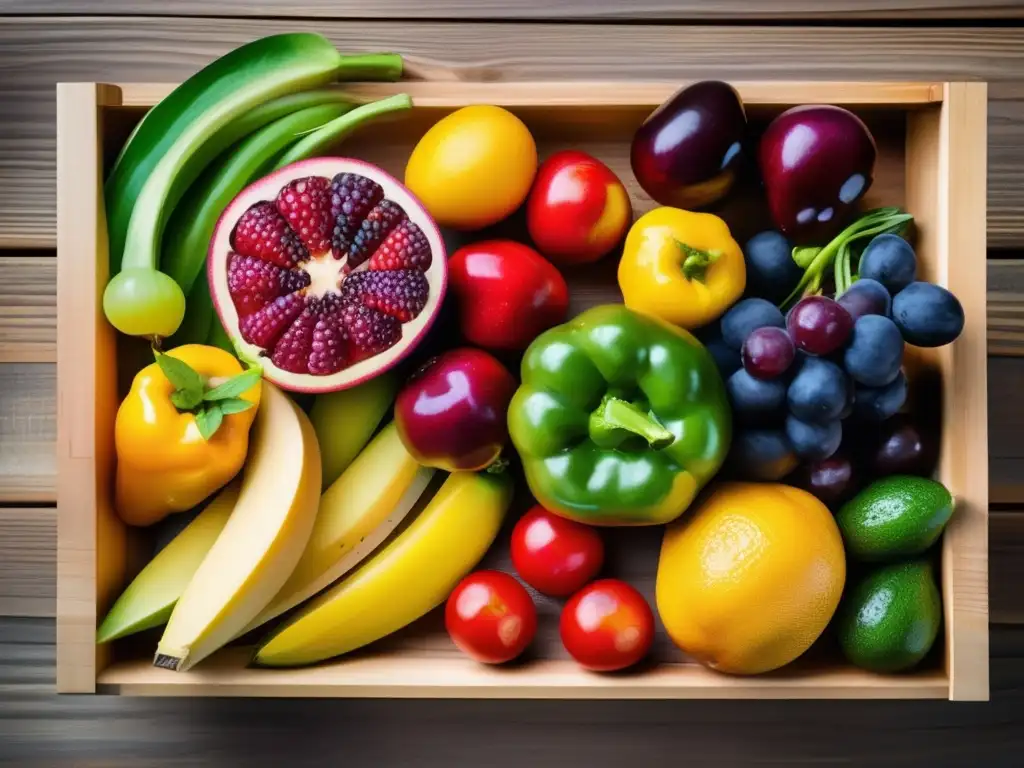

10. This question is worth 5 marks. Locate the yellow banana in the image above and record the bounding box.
[309,373,396,489]
[241,422,434,634]
[254,471,513,668]
[155,382,321,672]
[97,480,240,644]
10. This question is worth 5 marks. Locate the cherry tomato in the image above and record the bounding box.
[526,150,632,265]
[445,570,537,664]
[511,505,604,597]
[560,579,654,671]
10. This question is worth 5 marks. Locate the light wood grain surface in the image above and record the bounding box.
[5,20,1024,247]
[4,3,1024,763]
[2,1,1024,19]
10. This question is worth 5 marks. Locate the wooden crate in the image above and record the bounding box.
[56,80,989,700]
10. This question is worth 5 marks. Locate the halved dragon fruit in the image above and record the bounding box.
[208,158,447,393]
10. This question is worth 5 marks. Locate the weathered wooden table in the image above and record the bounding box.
[3,3,1024,764]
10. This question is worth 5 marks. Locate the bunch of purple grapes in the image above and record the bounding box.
[707,233,964,486]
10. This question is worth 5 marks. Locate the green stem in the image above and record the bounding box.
[273,93,413,169]
[335,52,404,82]
[588,397,675,451]
[676,242,722,282]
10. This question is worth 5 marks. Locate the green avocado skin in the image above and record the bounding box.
[837,560,942,673]
[836,475,953,562]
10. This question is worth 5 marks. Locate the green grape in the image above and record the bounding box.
[103,268,186,339]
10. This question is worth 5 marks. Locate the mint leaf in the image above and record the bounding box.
[170,388,203,411]
[204,368,262,402]
[216,398,256,416]
[194,406,224,441]
[155,351,204,406]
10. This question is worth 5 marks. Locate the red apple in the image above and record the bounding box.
[526,150,632,265]
[449,240,569,351]
[394,348,517,472]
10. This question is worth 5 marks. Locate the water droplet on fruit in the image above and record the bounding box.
[839,173,866,203]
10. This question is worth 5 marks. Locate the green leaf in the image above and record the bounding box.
[216,398,256,416]
[155,351,204,401]
[793,246,822,269]
[204,368,262,402]
[170,388,203,411]
[194,406,224,441]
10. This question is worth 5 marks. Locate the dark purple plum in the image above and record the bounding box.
[869,414,939,478]
[892,281,965,348]
[837,278,891,320]
[787,451,860,510]
[758,105,877,242]
[631,81,747,210]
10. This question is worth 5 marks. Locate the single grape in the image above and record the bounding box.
[730,429,800,482]
[859,234,917,295]
[786,296,853,356]
[891,281,965,347]
[853,371,908,421]
[706,338,741,379]
[787,357,849,424]
[843,314,904,387]
[785,415,842,461]
[721,298,785,351]
[743,231,803,304]
[742,327,795,380]
[837,278,891,320]
[786,451,860,510]
[869,414,939,478]
[726,368,787,425]
[102,268,187,339]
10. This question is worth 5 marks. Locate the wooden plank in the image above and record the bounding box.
[0,509,55,619]
[4,20,1024,248]
[6,255,1024,363]
[2,617,1024,763]
[0,364,55,504]
[3,1,1024,19]
[2,359,1024,508]
[0,255,55,363]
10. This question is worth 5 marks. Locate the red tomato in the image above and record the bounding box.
[448,240,569,351]
[511,505,604,597]
[560,579,654,671]
[445,570,538,664]
[527,150,633,265]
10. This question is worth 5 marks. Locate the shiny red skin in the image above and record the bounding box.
[395,347,517,471]
[449,241,569,351]
[446,571,538,665]
[560,579,655,672]
[631,81,747,210]
[526,150,632,264]
[511,506,605,597]
[758,105,877,242]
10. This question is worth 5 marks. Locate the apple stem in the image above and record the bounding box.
[677,242,722,283]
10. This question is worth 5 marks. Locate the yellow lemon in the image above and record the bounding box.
[656,482,845,675]
[405,105,537,230]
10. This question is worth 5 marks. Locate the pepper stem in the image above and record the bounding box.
[677,242,722,283]
[589,396,675,450]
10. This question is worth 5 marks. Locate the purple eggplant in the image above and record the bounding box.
[630,80,747,209]
[759,105,877,242]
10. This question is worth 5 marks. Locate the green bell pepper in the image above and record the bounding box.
[508,304,731,526]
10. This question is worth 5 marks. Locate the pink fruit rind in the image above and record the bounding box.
[208,157,448,394]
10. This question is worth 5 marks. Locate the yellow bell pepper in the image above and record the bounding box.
[114,344,262,527]
[618,207,746,329]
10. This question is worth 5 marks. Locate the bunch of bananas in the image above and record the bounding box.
[98,374,514,670]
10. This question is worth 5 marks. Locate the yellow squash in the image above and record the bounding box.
[254,471,513,667]
[618,207,746,329]
[656,482,845,675]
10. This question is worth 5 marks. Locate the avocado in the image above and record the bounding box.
[837,560,941,673]
[835,475,953,562]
